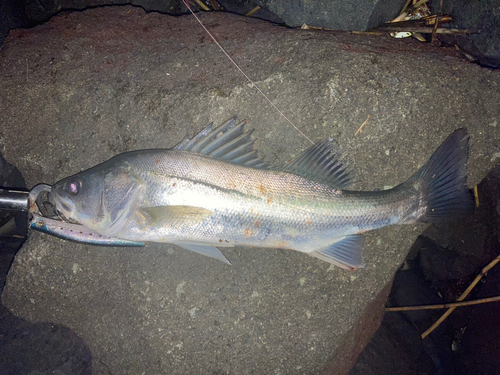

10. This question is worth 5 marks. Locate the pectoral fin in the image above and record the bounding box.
[309,235,365,271]
[101,170,144,236]
[137,206,213,228]
[174,241,231,265]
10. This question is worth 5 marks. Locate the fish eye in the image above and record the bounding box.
[68,180,81,194]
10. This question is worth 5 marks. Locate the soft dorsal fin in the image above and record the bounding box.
[283,139,353,189]
[173,116,270,169]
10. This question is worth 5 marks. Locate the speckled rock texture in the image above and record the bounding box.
[1,6,498,374]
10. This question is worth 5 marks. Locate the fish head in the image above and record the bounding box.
[51,161,144,236]
[51,166,107,228]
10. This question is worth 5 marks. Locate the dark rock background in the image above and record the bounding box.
[429,0,500,69]
[0,4,498,375]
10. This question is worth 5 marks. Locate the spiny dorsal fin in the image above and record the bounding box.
[283,139,353,189]
[173,116,271,169]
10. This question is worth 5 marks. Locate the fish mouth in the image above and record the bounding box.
[55,201,77,223]
[55,204,80,224]
[51,188,80,224]
[57,200,71,214]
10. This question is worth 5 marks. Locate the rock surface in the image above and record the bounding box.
[1,6,499,374]
[432,0,500,68]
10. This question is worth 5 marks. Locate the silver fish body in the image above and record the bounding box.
[51,117,473,270]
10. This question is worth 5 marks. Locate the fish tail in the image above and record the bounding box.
[412,128,474,223]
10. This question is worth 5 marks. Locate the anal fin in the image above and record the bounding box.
[309,235,365,271]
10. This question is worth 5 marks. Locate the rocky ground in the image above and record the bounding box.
[0,6,499,374]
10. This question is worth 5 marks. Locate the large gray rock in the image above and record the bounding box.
[263,0,406,29]
[1,6,498,374]
[432,0,500,68]
[18,0,406,29]
[216,0,407,30]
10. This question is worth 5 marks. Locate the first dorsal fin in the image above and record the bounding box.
[283,139,353,189]
[173,116,271,169]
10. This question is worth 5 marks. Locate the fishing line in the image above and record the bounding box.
[181,0,314,145]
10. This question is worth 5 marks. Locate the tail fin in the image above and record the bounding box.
[413,128,474,223]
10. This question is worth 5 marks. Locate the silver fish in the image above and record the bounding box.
[51,117,473,270]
